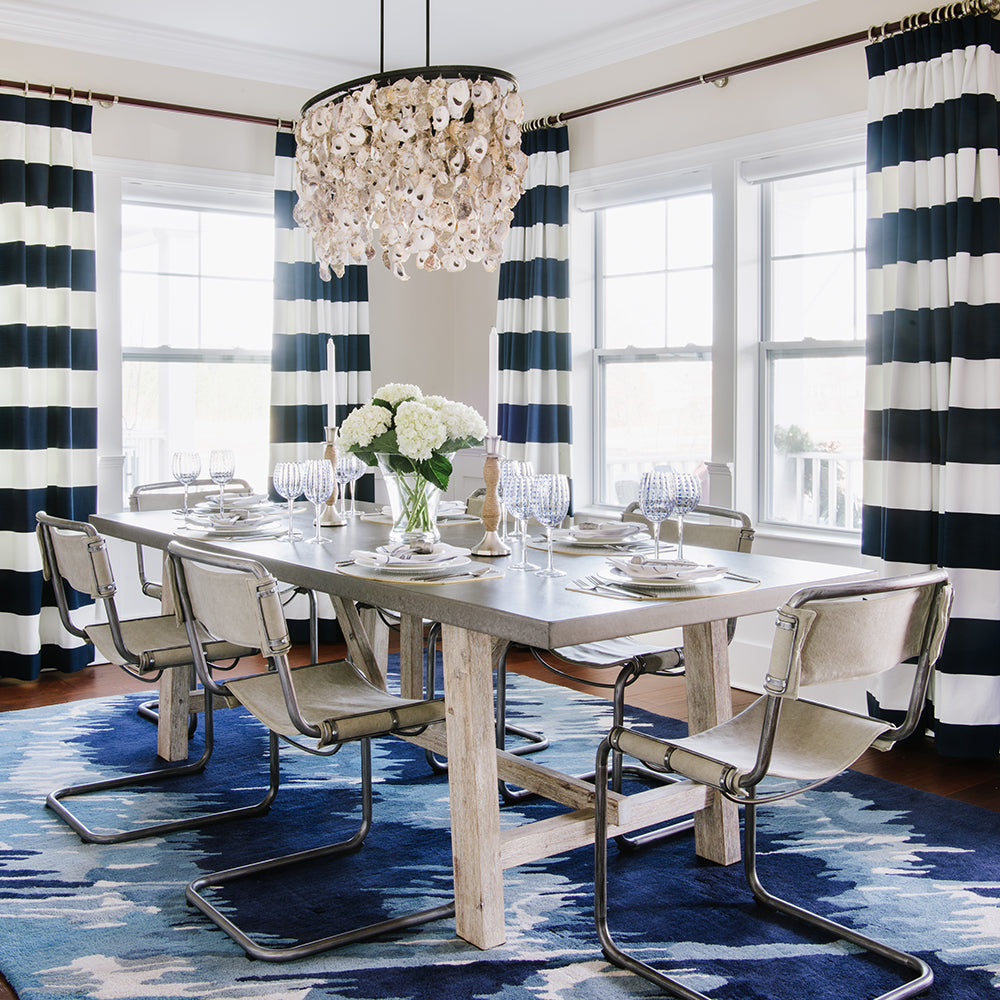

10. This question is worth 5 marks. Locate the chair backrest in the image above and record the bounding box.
[129,478,254,511]
[168,540,290,662]
[623,502,755,553]
[35,511,119,641]
[765,569,953,711]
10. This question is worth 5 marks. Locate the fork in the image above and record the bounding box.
[571,576,644,600]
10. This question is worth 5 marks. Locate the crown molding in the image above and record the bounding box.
[0,0,356,90]
[514,0,814,89]
[1,0,816,95]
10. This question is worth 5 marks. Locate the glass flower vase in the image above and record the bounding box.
[376,453,450,547]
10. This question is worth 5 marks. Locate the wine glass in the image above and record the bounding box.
[301,459,334,544]
[334,454,354,519]
[502,469,538,571]
[170,451,201,515]
[208,449,235,510]
[500,459,533,541]
[272,461,303,541]
[530,473,571,579]
[673,472,702,561]
[639,470,677,560]
[342,453,366,518]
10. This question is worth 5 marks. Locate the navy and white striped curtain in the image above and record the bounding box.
[496,125,571,476]
[270,131,372,640]
[0,95,97,680]
[270,131,372,465]
[864,13,1000,758]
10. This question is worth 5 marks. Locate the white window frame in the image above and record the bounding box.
[569,114,867,563]
[94,159,273,514]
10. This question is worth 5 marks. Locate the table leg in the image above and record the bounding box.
[682,619,741,865]
[440,623,506,949]
[358,605,390,687]
[398,614,425,700]
[156,664,193,762]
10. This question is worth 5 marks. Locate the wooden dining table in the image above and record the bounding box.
[91,505,870,951]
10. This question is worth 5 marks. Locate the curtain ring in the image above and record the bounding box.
[97,94,118,109]
[22,80,28,97]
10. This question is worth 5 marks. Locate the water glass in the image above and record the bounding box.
[501,470,538,571]
[208,449,235,510]
[170,451,201,514]
[334,454,354,519]
[639,470,676,560]
[530,473,571,578]
[673,472,702,561]
[272,461,303,541]
[301,459,334,544]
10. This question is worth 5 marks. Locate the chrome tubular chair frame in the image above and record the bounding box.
[594,570,952,1000]
[35,512,278,845]
[168,539,454,962]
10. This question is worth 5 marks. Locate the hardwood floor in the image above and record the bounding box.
[1,644,997,1000]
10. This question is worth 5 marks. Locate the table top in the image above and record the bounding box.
[92,507,870,651]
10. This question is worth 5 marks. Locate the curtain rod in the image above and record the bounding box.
[0,78,295,129]
[3,0,997,133]
[522,0,1000,130]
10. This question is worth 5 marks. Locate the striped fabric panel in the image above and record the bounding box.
[0,95,97,680]
[269,130,372,641]
[496,125,572,476]
[863,13,1000,757]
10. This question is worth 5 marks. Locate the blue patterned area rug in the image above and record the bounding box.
[1,665,998,1000]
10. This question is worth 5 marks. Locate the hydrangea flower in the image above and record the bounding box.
[338,402,392,449]
[395,401,448,461]
[374,382,423,407]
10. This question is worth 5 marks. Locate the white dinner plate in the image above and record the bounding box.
[550,529,652,547]
[352,555,471,577]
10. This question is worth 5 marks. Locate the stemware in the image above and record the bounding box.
[301,459,334,544]
[334,454,354,519]
[342,453,366,517]
[170,451,201,514]
[500,459,533,541]
[502,469,538,571]
[208,449,235,510]
[272,462,304,541]
[673,472,702,561]
[530,473,571,579]
[639,470,677,560]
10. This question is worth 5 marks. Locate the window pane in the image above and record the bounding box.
[121,273,199,349]
[122,205,199,274]
[604,202,666,275]
[771,252,857,342]
[600,358,711,505]
[201,212,274,279]
[200,278,273,351]
[767,353,864,530]
[122,359,271,497]
[666,193,712,268]
[604,273,666,349]
[771,167,857,256]
[667,268,712,345]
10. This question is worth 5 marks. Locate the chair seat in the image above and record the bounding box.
[553,632,683,669]
[619,697,893,788]
[225,659,446,744]
[86,616,250,673]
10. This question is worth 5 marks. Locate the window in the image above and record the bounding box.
[759,165,866,531]
[120,198,274,496]
[592,192,713,506]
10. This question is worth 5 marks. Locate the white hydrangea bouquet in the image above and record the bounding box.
[339,383,487,542]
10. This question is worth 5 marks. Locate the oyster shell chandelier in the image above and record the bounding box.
[294,0,528,281]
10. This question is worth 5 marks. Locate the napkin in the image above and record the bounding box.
[351,543,464,566]
[187,511,279,530]
[607,556,726,581]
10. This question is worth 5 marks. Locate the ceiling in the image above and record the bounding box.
[0,0,812,93]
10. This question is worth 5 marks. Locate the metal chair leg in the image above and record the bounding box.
[137,697,198,737]
[186,737,455,962]
[595,740,933,1000]
[47,691,280,844]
